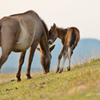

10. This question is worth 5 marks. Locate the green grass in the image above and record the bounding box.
[0,59,100,100]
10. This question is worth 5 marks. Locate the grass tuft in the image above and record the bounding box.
[0,59,100,100]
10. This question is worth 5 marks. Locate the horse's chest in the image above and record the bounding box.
[13,26,35,52]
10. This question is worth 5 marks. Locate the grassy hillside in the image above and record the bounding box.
[0,59,100,100]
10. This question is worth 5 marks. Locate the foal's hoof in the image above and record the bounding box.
[59,69,63,73]
[56,68,59,73]
[67,67,70,71]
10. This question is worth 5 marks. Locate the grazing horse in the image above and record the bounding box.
[48,23,80,73]
[0,10,55,82]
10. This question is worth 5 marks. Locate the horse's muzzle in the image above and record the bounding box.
[48,39,53,45]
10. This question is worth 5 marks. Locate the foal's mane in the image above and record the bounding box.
[56,27,68,34]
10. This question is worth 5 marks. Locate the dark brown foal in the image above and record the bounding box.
[48,23,80,73]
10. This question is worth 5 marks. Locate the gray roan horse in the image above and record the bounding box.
[0,10,55,82]
[48,23,80,73]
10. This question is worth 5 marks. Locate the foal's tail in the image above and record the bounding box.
[69,28,76,47]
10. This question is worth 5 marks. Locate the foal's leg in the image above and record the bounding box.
[59,52,68,73]
[16,51,26,82]
[56,47,64,73]
[67,47,72,71]
[26,41,39,79]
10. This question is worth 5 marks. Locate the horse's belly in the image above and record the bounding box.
[13,39,32,52]
[13,27,35,52]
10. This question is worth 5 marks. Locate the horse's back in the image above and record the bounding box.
[10,11,40,52]
[0,10,44,52]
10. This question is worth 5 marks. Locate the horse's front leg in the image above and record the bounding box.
[56,47,64,73]
[26,41,39,79]
[16,51,26,82]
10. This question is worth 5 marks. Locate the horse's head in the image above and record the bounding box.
[48,23,58,45]
[37,45,55,74]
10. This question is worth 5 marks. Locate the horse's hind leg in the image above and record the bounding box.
[26,40,39,79]
[0,52,10,72]
[16,51,26,82]
[0,30,19,72]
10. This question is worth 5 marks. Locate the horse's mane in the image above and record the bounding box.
[41,19,49,39]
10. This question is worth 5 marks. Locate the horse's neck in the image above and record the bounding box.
[39,33,49,54]
[56,28,67,44]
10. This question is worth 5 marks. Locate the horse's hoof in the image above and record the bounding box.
[17,78,21,82]
[16,75,21,82]
[27,75,32,79]
[43,71,47,74]
[67,67,70,71]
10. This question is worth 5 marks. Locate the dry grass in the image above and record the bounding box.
[0,50,100,100]
[0,72,43,84]
[72,49,100,66]
[0,59,100,100]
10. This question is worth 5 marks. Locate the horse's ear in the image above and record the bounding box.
[53,23,56,28]
[50,45,55,52]
[37,48,40,52]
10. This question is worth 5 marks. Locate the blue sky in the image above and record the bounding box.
[0,0,100,40]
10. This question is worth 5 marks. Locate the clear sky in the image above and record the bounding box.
[0,0,100,40]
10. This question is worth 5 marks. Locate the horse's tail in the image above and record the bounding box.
[69,28,76,47]
[41,19,49,39]
[0,21,2,46]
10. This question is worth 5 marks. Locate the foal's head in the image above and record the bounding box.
[48,23,58,45]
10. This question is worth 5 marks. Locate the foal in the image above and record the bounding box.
[48,23,80,73]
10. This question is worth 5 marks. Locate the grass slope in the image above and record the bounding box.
[0,59,100,100]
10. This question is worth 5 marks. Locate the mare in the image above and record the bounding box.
[0,10,55,82]
[48,23,80,73]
